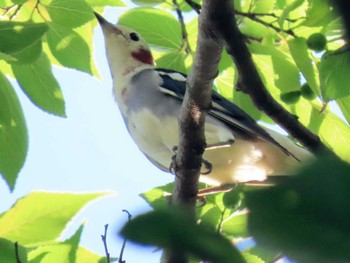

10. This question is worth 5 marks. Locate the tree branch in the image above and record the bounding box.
[162,0,224,262]
[184,0,201,14]
[172,0,192,54]
[212,0,329,154]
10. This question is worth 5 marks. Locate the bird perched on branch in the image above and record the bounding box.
[94,12,311,187]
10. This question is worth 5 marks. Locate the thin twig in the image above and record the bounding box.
[172,0,192,55]
[7,4,21,20]
[119,210,132,263]
[184,0,201,14]
[236,10,301,22]
[15,242,21,263]
[235,10,296,37]
[101,224,111,263]
[217,208,227,234]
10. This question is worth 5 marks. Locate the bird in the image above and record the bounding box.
[94,12,312,188]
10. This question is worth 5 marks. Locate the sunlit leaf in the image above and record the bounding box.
[86,0,125,6]
[0,72,28,191]
[288,37,319,94]
[156,51,187,74]
[0,191,109,245]
[336,96,350,125]
[12,53,65,116]
[118,8,181,50]
[28,224,84,263]
[278,0,304,28]
[47,24,93,74]
[249,42,300,93]
[43,0,93,28]
[293,99,350,163]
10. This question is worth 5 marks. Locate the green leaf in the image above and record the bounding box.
[288,37,319,94]
[292,99,350,163]
[336,97,350,125]
[251,0,276,13]
[0,72,28,191]
[118,8,182,50]
[86,0,125,6]
[43,0,93,28]
[0,21,48,54]
[76,247,109,263]
[278,0,304,28]
[304,0,334,27]
[0,191,108,245]
[156,51,187,74]
[121,209,245,263]
[28,224,84,263]
[221,213,249,238]
[140,183,174,209]
[246,154,350,262]
[0,238,28,263]
[0,51,16,62]
[12,53,66,117]
[10,39,42,64]
[319,51,350,101]
[131,0,162,6]
[47,24,92,74]
[249,42,300,93]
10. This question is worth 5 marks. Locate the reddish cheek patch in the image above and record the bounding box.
[131,49,154,65]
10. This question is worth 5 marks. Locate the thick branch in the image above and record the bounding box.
[213,0,329,153]
[173,0,223,207]
[162,0,224,262]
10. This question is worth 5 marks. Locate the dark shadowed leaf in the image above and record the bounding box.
[0,72,28,191]
[0,21,48,55]
[246,154,350,262]
[0,238,28,263]
[121,208,246,263]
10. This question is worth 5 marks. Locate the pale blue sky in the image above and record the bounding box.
[0,7,172,262]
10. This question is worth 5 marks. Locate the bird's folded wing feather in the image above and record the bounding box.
[156,68,297,159]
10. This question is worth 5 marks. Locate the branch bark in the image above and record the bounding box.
[162,0,224,262]
[212,0,330,154]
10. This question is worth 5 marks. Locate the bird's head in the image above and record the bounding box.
[95,12,155,79]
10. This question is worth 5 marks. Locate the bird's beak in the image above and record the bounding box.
[94,12,108,25]
[94,12,123,36]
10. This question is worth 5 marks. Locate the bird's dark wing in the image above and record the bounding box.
[155,68,296,159]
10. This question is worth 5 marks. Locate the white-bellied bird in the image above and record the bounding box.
[95,12,312,187]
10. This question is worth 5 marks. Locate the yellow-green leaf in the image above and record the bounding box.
[0,191,109,245]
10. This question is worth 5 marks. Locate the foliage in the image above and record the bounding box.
[1,0,350,262]
[0,191,111,262]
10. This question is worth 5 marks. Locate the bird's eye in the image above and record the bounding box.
[130,32,139,41]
